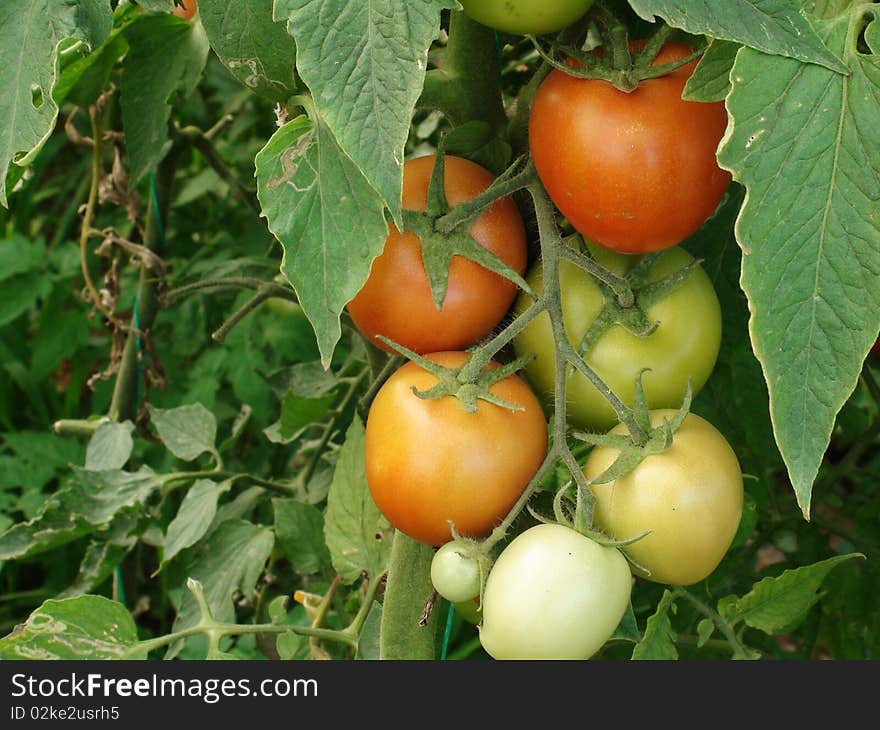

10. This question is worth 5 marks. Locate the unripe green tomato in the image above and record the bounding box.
[458,0,594,36]
[512,243,721,431]
[454,597,482,625]
[430,542,481,603]
[479,524,631,660]
[584,410,744,586]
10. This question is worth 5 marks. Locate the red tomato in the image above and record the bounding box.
[347,156,527,354]
[364,352,548,546]
[529,42,731,253]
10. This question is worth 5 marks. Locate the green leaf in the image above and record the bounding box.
[682,39,740,102]
[718,553,864,634]
[277,632,310,660]
[610,601,642,643]
[85,421,135,471]
[627,0,847,72]
[0,271,52,327]
[696,618,715,647]
[0,0,112,207]
[0,235,45,280]
[280,392,334,440]
[445,121,513,176]
[256,116,388,368]
[0,466,160,560]
[173,519,274,631]
[632,590,678,660]
[148,403,217,462]
[272,498,331,574]
[58,516,139,598]
[687,187,783,483]
[323,415,393,583]
[717,18,880,517]
[197,0,298,101]
[274,0,456,224]
[120,13,209,184]
[161,480,230,567]
[138,0,175,11]
[0,595,141,660]
[55,26,130,108]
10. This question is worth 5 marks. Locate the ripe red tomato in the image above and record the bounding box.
[364,352,548,546]
[347,155,527,354]
[173,0,197,20]
[529,42,731,253]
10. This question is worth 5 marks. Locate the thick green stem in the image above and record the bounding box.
[379,532,438,659]
[672,587,756,660]
[108,149,182,423]
[419,11,507,133]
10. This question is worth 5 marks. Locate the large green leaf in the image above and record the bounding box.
[323,415,393,583]
[198,0,297,101]
[273,0,456,224]
[627,0,846,72]
[255,116,388,367]
[273,498,331,575]
[717,14,880,517]
[148,403,217,462]
[0,467,160,560]
[631,590,678,660]
[120,13,209,184]
[0,596,142,660]
[161,479,229,567]
[0,0,113,207]
[718,553,863,633]
[173,519,274,631]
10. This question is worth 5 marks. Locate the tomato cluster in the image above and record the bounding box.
[350,27,745,660]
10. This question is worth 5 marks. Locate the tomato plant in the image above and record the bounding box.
[513,243,721,430]
[458,0,595,36]
[347,155,527,354]
[529,41,731,253]
[479,524,632,659]
[364,352,548,546]
[173,0,198,20]
[583,411,744,586]
[0,0,876,669]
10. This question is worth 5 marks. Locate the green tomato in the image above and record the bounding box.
[512,243,721,431]
[458,0,594,36]
[430,542,481,603]
[479,524,631,660]
[584,410,744,586]
[454,597,482,625]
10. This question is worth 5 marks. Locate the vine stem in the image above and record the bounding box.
[165,277,290,303]
[528,181,648,445]
[160,470,298,496]
[672,587,755,660]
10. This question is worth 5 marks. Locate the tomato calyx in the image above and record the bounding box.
[563,236,706,357]
[376,336,535,413]
[401,149,535,311]
[528,9,705,92]
[576,374,693,482]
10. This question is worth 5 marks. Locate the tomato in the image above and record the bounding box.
[347,155,527,354]
[512,243,721,431]
[365,352,548,546]
[430,542,481,603]
[479,524,631,659]
[173,0,197,20]
[529,42,731,253]
[458,0,594,36]
[455,597,482,625]
[583,410,744,586]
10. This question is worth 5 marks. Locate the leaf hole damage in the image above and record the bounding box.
[31,85,44,109]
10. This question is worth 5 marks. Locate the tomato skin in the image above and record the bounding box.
[458,0,594,36]
[584,410,744,586]
[173,0,197,20]
[479,524,631,660]
[347,156,527,355]
[512,244,721,431]
[365,352,548,546]
[529,42,731,253]
[430,543,481,603]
